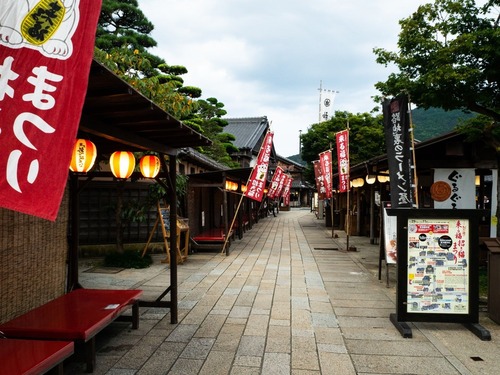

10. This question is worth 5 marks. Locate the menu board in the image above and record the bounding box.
[406,218,469,314]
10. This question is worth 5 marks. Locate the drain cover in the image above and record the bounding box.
[470,357,484,361]
[314,247,338,251]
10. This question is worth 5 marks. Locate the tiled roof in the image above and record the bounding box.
[277,154,306,168]
[224,116,270,151]
[178,147,229,171]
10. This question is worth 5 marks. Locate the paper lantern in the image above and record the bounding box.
[365,175,376,185]
[377,175,390,183]
[69,139,97,173]
[139,155,160,178]
[110,151,135,179]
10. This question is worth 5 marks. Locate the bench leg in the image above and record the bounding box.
[132,301,139,329]
[46,363,64,375]
[84,338,96,373]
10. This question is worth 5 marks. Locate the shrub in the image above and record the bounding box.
[104,250,153,269]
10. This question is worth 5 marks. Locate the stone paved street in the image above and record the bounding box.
[68,209,500,374]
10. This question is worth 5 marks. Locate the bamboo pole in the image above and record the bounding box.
[221,188,245,255]
[408,96,419,208]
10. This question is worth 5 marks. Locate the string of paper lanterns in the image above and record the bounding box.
[69,139,161,179]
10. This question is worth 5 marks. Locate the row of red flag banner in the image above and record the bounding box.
[243,131,292,205]
[314,130,350,199]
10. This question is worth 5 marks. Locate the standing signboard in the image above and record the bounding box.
[387,209,490,341]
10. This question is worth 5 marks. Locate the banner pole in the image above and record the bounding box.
[221,192,244,256]
[318,80,323,123]
[346,121,351,251]
[222,130,273,254]
[330,143,335,238]
[408,95,419,208]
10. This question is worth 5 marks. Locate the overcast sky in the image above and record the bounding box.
[139,0,431,157]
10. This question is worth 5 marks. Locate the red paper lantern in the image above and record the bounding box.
[69,139,97,173]
[110,151,135,179]
[139,155,161,178]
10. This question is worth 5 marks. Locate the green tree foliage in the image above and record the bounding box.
[96,0,164,71]
[374,0,500,233]
[374,0,499,121]
[94,0,237,167]
[184,98,240,167]
[94,48,196,119]
[411,107,476,140]
[300,111,385,183]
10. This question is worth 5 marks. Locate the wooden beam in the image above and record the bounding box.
[80,114,176,155]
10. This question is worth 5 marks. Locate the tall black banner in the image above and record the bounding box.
[383,95,414,208]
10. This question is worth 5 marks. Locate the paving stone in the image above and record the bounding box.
[292,336,317,352]
[244,314,270,336]
[199,350,235,375]
[167,358,204,375]
[351,354,462,374]
[233,355,262,367]
[237,335,266,357]
[318,352,356,375]
[180,337,215,359]
[230,366,262,375]
[229,305,252,319]
[311,312,338,328]
[165,324,199,343]
[345,338,442,356]
[262,352,291,375]
[292,350,320,371]
[266,324,291,353]
[194,314,227,338]
[212,324,245,352]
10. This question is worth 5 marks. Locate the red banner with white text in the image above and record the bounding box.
[267,166,283,199]
[336,130,350,193]
[282,174,292,206]
[244,131,274,202]
[313,160,327,200]
[319,150,332,198]
[0,0,102,220]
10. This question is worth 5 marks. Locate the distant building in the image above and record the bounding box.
[224,116,273,168]
[225,116,313,208]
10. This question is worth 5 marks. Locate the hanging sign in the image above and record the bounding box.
[319,150,332,198]
[336,130,349,193]
[383,95,414,208]
[0,0,102,220]
[244,131,274,202]
[313,160,327,200]
[282,174,292,206]
[267,166,284,199]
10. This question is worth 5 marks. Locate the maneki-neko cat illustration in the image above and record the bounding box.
[0,0,80,60]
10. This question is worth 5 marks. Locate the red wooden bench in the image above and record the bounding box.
[0,288,142,373]
[0,338,74,375]
[192,227,226,242]
[191,227,234,251]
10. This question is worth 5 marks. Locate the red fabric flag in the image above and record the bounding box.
[0,0,102,220]
[336,130,350,193]
[267,166,283,199]
[273,170,287,199]
[313,160,327,200]
[244,131,274,202]
[319,150,332,198]
[282,175,292,206]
